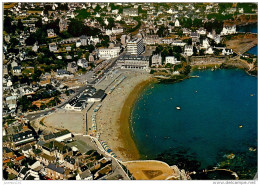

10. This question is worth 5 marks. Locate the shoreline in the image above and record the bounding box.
[118,77,156,160]
[95,71,153,162]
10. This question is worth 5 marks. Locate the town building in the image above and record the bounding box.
[79,35,87,46]
[42,130,72,142]
[59,18,68,32]
[123,8,138,16]
[12,66,22,76]
[121,35,127,46]
[67,62,78,73]
[65,99,86,111]
[221,48,233,55]
[165,56,181,65]
[87,89,106,102]
[220,25,236,35]
[175,19,180,27]
[49,43,58,52]
[98,47,120,59]
[56,69,73,78]
[151,54,162,67]
[46,164,65,180]
[77,58,88,68]
[190,32,200,44]
[126,38,145,55]
[201,38,210,49]
[197,28,207,35]
[47,29,56,38]
[184,45,194,56]
[117,55,150,70]
[12,130,35,147]
[205,47,214,55]
[172,40,186,47]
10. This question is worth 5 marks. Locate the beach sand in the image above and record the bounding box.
[96,71,153,161]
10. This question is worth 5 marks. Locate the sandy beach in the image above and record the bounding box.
[96,70,153,161]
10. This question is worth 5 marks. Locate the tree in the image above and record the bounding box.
[192,19,202,28]
[107,17,115,29]
[9,38,19,48]
[4,16,15,34]
[17,19,24,31]
[25,36,36,46]
[199,49,205,56]
[180,18,192,29]
[193,47,198,56]
[172,46,182,54]
[204,20,223,34]
[68,19,101,37]
[157,26,169,37]
[94,4,101,12]
[35,18,43,28]
[183,65,191,75]
[40,104,46,110]
[46,19,60,34]
[43,5,52,15]
[32,67,42,82]
[57,3,69,11]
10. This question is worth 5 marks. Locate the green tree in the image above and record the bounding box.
[157,26,169,37]
[193,47,197,56]
[17,19,24,31]
[25,36,36,46]
[107,17,115,29]
[4,16,15,34]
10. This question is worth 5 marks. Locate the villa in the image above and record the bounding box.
[165,56,181,65]
[220,25,236,35]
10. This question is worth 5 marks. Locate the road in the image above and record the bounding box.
[24,52,124,122]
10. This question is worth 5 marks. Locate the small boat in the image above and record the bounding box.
[195,90,198,93]
[250,94,254,96]
[176,106,181,110]
[239,125,243,128]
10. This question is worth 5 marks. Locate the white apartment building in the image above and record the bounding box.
[117,55,150,70]
[123,8,138,16]
[184,45,194,56]
[172,40,186,47]
[151,54,162,67]
[126,38,145,55]
[105,27,124,35]
[47,29,56,38]
[165,56,181,65]
[205,47,214,55]
[98,47,120,59]
[220,25,236,35]
[201,38,210,49]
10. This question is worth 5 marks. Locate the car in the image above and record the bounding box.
[32,116,35,118]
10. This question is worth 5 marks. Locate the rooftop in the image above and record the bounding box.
[47,163,65,174]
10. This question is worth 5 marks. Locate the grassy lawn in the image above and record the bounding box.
[22,68,34,75]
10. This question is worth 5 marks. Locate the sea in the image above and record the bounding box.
[237,23,258,56]
[130,69,257,179]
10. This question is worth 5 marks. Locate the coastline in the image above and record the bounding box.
[96,71,153,161]
[118,77,155,160]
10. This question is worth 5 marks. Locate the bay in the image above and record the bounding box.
[131,69,257,179]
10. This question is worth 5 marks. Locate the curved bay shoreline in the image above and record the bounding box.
[118,77,156,160]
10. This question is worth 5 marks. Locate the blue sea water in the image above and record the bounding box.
[247,45,258,56]
[237,23,257,34]
[238,23,258,56]
[131,69,257,173]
